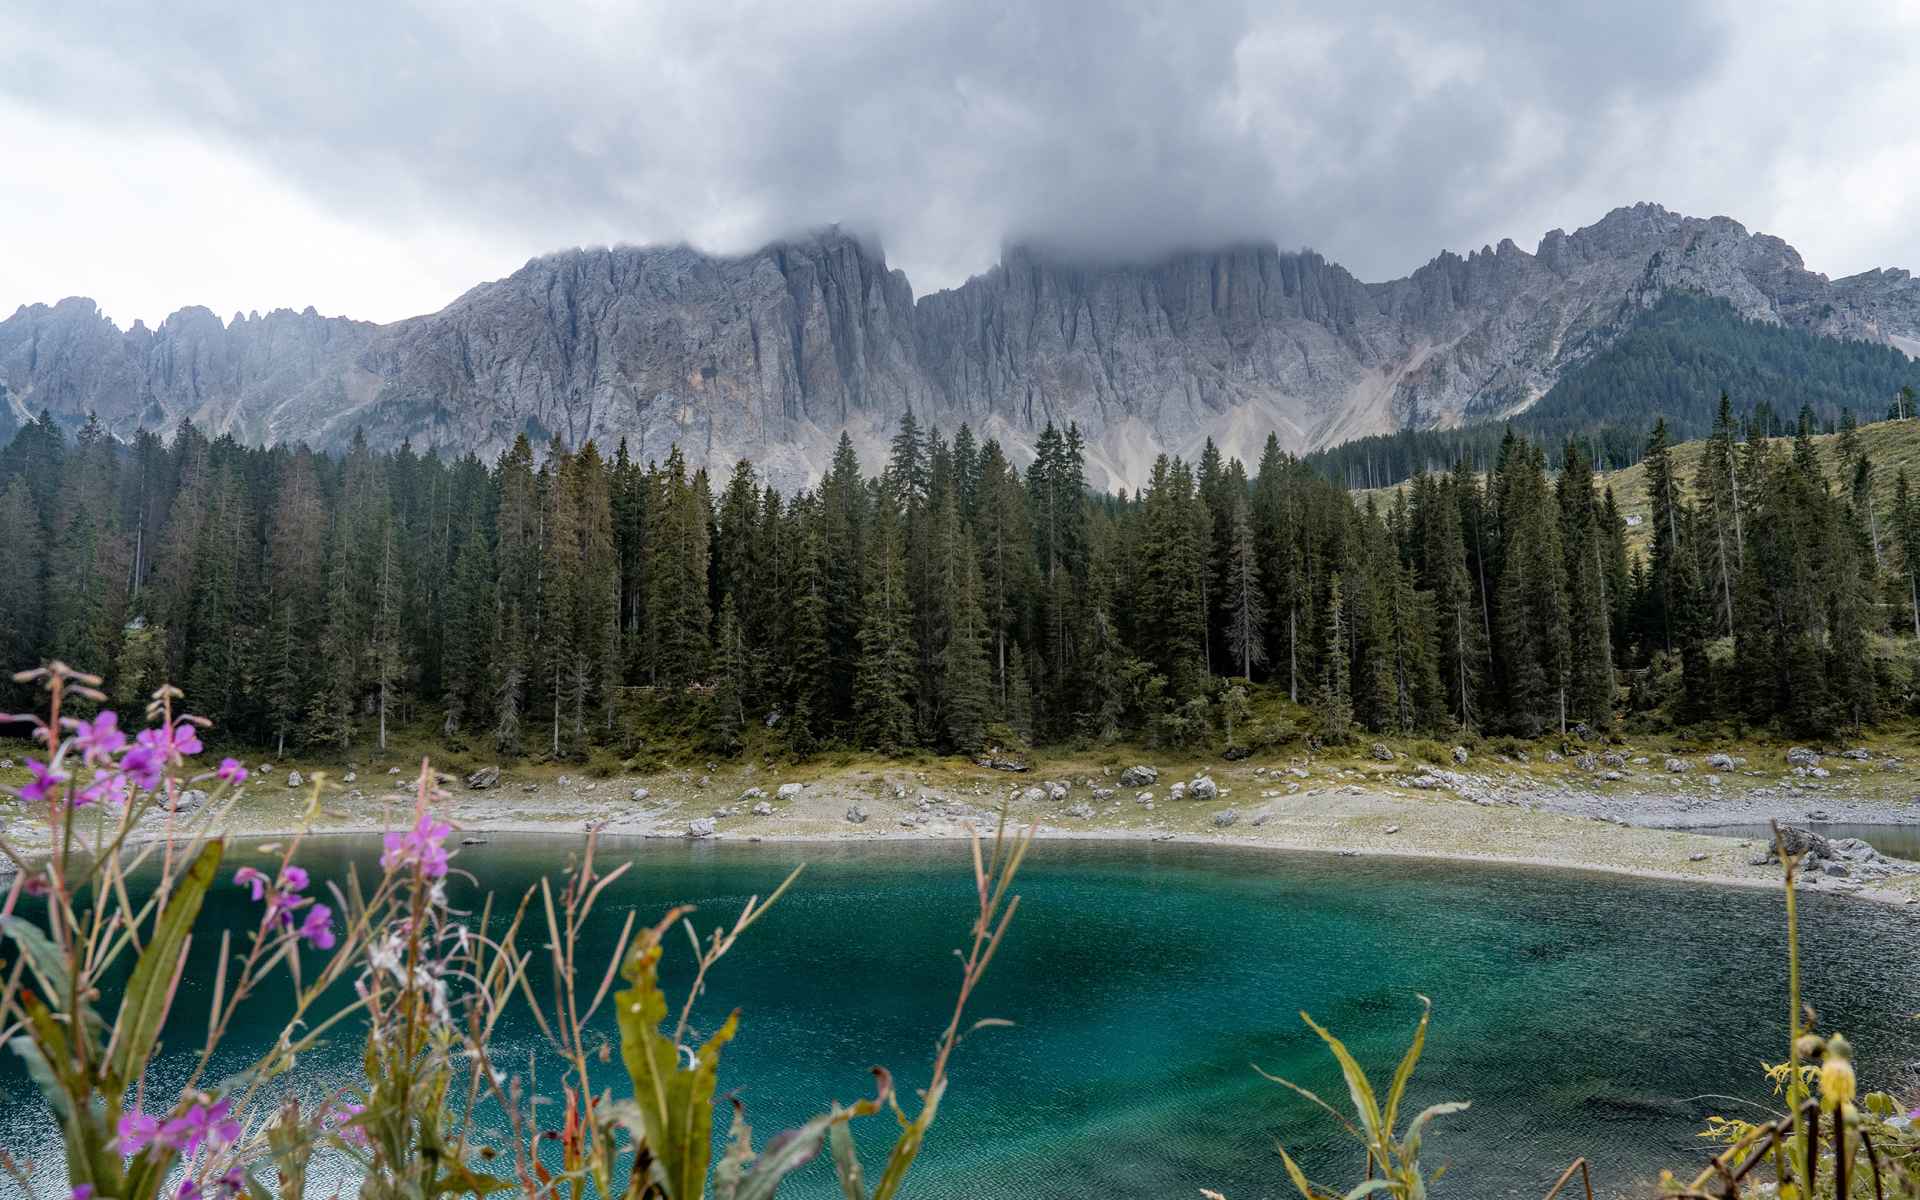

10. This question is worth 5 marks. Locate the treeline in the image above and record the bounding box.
[0,396,1913,760]
[1306,292,1920,486]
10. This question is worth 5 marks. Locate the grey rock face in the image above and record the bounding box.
[687,817,716,838]
[15,206,1920,490]
[466,765,500,790]
[1189,776,1219,801]
[1119,765,1158,787]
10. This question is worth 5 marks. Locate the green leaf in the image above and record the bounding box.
[714,1099,754,1200]
[1300,1011,1385,1149]
[109,839,224,1090]
[828,1120,866,1200]
[1381,996,1431,1138]
[1,914,72,1004]
[1403,1099,1470,1163]
[615,918,737,1200]
[1343,1181,1397,1200]
[1276,1143,1326,1200]
[732,1070,890,1200]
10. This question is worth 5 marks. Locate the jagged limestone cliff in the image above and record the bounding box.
[7,203,1920,490]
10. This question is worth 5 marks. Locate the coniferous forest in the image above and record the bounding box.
[1,395,1915,761]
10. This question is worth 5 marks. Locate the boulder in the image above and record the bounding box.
[752,801,774,817]
[630,787,651,803]
[1212,809,1239,828]
[845,803,869,824]
[1574,752,1598,771]
[740,787,766,802]
[1665,758,1690,773]
[777,783,803,800]
[342,771,357,784]
[976,754,1030,773]
[687,817,716,838]
[1019,787,1046,804]
[1843,747,1871,761]
[556,775,573,787]
[1045,781,1069,802]
[1601,751,1628,769]
[1450,746,1469,765]
[1383,824,1400,835]
[1189,776,1219,801]
[1705,753,1736,770]
[173,788,208,813]
[1169,782,1187,802]
[1119,765,1158,788]
[1067,802,1095,820]
[465,765,500,791]
[1370,743,1394,762]
[1786,747,1820,768]
[287,770,304,788]
[1091,787,1116,801]
[1222,745,1252,761]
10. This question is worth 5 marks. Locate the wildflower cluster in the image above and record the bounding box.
[234,863,335,949]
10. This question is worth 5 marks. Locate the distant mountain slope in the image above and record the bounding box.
[8,203,1920,490]
[1304,291,1920,485]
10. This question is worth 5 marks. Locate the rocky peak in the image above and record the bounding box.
[8,202,1920,489]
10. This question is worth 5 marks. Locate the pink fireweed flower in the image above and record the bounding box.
[72,1187,94,1200]
[234,866,271,902]
[78,768,131,808]
[62,710,126,765]
[299,903,336,950]
[381,810,453,879]
[327,1101,370,1148]
[280,865,310,892]
[160,1097,239,1156]
[116,1110,161,1154]
[138,720,202,763]
[215,757,248,784]
[19,758,67,804]
[120,745,164,792]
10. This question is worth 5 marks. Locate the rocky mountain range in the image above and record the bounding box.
[7,202,1920,491]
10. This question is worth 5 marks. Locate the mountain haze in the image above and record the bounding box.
[7,202,1920,490]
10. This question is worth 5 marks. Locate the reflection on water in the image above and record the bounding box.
[5,836,1919,1200]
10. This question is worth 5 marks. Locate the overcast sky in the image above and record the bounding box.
[2,0,1915,328]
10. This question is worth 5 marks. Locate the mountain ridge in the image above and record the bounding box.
[8,202,1920,491]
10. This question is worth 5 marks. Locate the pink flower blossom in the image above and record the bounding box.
[327,1101,370,1148]
[159,1097,238,1156]
[116,1110,161,1154]
[19,758,67,804]
[215,757,248,784]
[78,768,131,808]
[137,720,202,763]
[299,903,336,950]
[280,865,309,892]
[381,810,453,879]
[233,867,270,902]
[120,745,164,792]
[72,1187,94,1200]
[62,710,126,765]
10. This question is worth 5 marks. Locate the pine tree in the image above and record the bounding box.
[1315,574,1352,743]
[711,594,749,749]
[0,478,45,678]
[1559,443,1616,729]
[1222,493,1266,680]
[853,499,917,752]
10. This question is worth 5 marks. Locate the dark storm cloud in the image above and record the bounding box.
[1,0,1734,293]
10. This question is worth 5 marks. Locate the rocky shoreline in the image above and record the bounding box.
[6,740,1916,907]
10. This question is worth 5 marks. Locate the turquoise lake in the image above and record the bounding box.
[7,836,1920,1199]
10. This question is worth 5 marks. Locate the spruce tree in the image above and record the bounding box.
[1223,493,1266,680]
